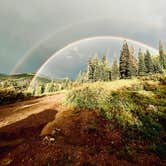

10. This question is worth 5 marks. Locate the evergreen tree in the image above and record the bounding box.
[92,55,100,81]
[101,53,108,66]
[159,40,165,69]
[34,85,42,96]
[138,48,146,76]
[41,84,45,94]
[111,57,119,80]
[119,41,132,79]
[93,64,101,81]
[108,68,112,81]
[86,53,112,82]
[76,71,83,83]
[76,71,88,84]
[152,56,163,74]
[101,54,110,81]
[129,46,138,76]
[104,66,111,81]
[87,59,94,81]
[81,71,88,83]
[144,50,154,73]
[44,83,51,93]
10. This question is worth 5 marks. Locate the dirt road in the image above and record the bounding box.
[0,93,65,129]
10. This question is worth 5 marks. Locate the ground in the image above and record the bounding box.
[0,79,166,166]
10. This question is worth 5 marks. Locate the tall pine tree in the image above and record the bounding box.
[87,58,94,81]
[159,40,166,69]
[129,46,138,76]
[144,50,153,73]
[138,48,146,76]
[119,41,132,79]
[152,56,163,74]
[111,57,119,80]
[101,54,110,81]
[93,55,100,81]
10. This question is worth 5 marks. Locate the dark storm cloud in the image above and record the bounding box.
[0,0,166,73]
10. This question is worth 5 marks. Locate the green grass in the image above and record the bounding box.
[65,76,166,155]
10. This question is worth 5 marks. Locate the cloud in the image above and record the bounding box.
[0,0,166,73]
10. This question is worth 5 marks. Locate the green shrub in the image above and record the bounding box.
[160,75,166,85]
[65,86,110,110]
[0,87,32,105]
[149,143,166,158]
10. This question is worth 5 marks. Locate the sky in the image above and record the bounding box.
[34,37,158,79]
[0,0,166,74]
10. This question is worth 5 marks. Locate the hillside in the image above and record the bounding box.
[0,73,52,82]
[0,75,166,166]
[0,73,54,105]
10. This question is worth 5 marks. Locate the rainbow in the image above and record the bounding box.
[29,36,158,87]
[11,16,159,75]
[11,17,110,74]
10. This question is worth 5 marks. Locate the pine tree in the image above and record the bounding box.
[101,53,108,66]
[81,71,88,82]
[87,59,94,81]
[93,64,101,81]
[159,40,165,69]
[92,55,100,81]
[108,68,112,81]
[76,71,83,84]
[44,83,51,93]
[152,56,163,74]
[144,50,154,73]
[104,66,111,81]
[101,54,110,81]
[76,71,88,83]
[34,85,42,96]
[129,46,138,76]
[119,41,132,79]
[138,48,146,76]
[111,57,119,80]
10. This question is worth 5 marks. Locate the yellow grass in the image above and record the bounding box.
[73,78,142,92]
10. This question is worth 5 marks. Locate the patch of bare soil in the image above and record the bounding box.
[0,109,57,160]
[0,93,64,128]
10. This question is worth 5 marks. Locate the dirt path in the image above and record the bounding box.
[0,93,65,129]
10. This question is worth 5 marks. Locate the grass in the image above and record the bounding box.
[65,79,143,109]
[65,75,166,157]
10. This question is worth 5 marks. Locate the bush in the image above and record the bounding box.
[140,73,164,82]
[160,75,166,85]
[149,143,166,158]
[65,86,110,110]
[65,83,143,129]
[0,88,32,105]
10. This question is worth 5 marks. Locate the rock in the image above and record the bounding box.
[147,104,156,112]
[50,137,55,143]
[55,128,61,132]
[51,128,61,136]
[43,136,49,142]
[51,129,56,135]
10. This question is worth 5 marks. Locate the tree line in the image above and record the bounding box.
[77,40,166,82]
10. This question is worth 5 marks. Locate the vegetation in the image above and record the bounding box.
[77,40,166,83]
[65,74,166,158]
[0,73,51,104]
[138,48,146,76]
